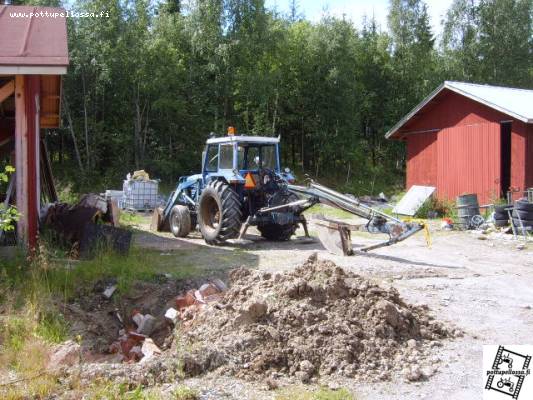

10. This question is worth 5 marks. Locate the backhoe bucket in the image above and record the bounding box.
[315,219,353,256]
[151,206,169,232]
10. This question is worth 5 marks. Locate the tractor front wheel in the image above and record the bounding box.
[198,181,242,245]
[170,205,192,237]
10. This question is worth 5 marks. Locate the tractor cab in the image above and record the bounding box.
[202,135,294,188]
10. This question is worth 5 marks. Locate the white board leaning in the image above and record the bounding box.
[392,185,436,216]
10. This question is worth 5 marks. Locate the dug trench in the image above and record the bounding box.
[50,255,461,389]
[53,274,214,365]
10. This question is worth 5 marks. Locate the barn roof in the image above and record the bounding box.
[386,81,533,139]
[0,5,68,74]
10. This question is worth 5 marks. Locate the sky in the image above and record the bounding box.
[264,0,453,35]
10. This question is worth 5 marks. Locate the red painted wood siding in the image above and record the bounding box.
[404,91,510,132]
[406,132,438,189]
[436,122,500,204]
[511,121,528,198]
[527,124,533,189]
[404,89,531,203]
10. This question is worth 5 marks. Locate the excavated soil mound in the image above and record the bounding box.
[180,256,456,382]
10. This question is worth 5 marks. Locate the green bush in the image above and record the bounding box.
[415,197,456,220]
[0,165,19,232]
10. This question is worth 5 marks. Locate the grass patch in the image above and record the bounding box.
[1,245,203,306]
[85,381,161,400]
[0,372,59,400]
[34,311,70,344]
[120,211,146,227]
[276,386,356,400]
[305,204,355,220]
[173,385,199,400]
[0,312,60,399]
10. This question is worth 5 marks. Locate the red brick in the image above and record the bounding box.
[128,331,148,343]
[175,291,196,309]
[120,337,137,355]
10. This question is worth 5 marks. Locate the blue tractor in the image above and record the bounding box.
[155,132,425,251]
[154,134,309,244]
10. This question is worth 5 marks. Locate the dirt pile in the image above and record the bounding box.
[180,255,457,382]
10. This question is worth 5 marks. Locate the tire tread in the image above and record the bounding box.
[199,181,242,245]
[170,205,191,237]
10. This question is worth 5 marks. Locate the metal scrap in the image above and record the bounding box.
[42,193,129,258]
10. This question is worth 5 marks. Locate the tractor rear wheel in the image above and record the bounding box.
[170,205,191,237]
[198,180,242,245]
[258,192,299,241]
[258,223,297,241]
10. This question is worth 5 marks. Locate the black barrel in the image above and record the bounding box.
[456,194,480,228]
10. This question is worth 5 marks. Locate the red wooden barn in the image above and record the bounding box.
[386,81,533,204]
[0,5,68,249]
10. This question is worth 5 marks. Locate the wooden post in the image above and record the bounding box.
[14,75,40,250]
[26,76,40,249]
[15,75,28,246]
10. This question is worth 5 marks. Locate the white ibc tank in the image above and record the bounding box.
[122,179,158,211]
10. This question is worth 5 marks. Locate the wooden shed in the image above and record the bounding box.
[0,5,68,249]
[386,81,533,204]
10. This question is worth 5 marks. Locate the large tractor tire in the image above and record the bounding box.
[258,192,299,241]
[170,205,191,237]
[198,180,242,245]
[512,209,533,220]
[515,200,533,212]
[258,223,297,241]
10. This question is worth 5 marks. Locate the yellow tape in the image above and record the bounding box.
[402,217,432,248]
[423,223,432,248]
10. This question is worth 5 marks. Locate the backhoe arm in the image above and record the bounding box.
[288,180,425,253]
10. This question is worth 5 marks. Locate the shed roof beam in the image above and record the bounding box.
[0,80,14,103]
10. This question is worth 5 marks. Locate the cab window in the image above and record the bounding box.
[219,144,234,169]
[261,145,277,170]
[205,145,218,172]
[245,146,260,169]
[238,144,277,170]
